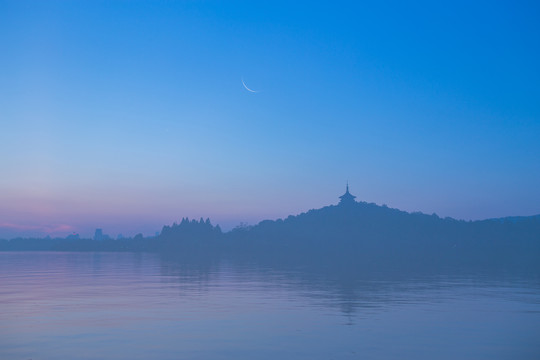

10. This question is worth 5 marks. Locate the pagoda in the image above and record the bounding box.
[339,183,357,205]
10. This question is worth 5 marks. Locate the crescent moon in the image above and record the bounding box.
[241,78,258,93]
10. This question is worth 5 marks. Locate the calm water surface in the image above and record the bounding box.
[1,252,539,360]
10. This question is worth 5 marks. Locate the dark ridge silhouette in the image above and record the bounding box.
[158,217,223,254]
[225,202,540,270]
[1,186,539,271]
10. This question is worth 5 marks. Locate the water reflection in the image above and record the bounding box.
[1,252,539,360]
[155,251,540,320]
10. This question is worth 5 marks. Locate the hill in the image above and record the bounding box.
[2,195,540,271]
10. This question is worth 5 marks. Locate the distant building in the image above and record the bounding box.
[339,183,357,206]
[94,228,103,241]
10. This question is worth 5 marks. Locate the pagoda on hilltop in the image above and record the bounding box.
[339,182,357,206]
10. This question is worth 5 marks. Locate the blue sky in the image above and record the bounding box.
[1,0,539,238]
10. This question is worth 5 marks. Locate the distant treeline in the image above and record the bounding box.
[2,202,540,269]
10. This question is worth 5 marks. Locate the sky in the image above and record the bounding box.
[1,0,539,238]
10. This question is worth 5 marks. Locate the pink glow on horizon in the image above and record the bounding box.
[0,222,75,234]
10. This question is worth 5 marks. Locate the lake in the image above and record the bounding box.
[1,252,539,360]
